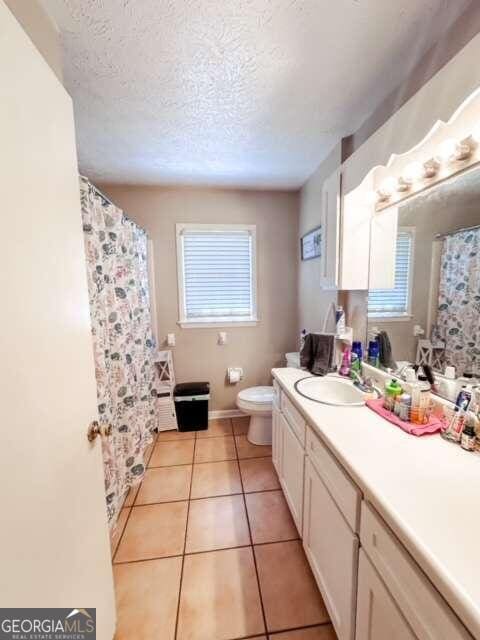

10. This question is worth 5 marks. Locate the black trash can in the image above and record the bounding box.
[174,382,210,432]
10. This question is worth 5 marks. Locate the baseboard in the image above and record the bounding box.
[208,409,243,420]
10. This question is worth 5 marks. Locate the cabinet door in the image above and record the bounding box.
[272,404,283,477]
[279,412,304,534]
[320,169,341,289]
[356,551,416,640]
[369,206,398,290]
[303,457,359,640]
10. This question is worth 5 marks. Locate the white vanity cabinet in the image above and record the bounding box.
[357,503,472,640]
[356,550,416,640]
[272,374,475,640]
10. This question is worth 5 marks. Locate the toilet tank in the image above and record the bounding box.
[285,352,301,368]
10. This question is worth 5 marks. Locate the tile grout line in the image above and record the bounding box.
[112,536,303,566]
[232,429,269,639]
[111,433,158,561]
[173,428,199,640]
[132,486,283,508]
[148,452,269,471]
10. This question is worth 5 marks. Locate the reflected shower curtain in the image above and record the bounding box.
[435,228,480,375]
[80,177,159,525]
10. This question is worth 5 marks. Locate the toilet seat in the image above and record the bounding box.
[237,386,274,405]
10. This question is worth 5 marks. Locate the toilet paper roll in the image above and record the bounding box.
[228,368,242,384]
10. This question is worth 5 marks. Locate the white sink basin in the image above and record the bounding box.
[294,375,367,406]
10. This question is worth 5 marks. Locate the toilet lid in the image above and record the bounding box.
[238,386,274,404]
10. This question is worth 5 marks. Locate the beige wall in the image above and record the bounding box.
[298,144,341,337]
[4,0,63,82]
[100,185,299,411]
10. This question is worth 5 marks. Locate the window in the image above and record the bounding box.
[176,223,257,327]
[368,228,414,318]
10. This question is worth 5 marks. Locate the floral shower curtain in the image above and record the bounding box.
[80,177,159,526]
[435,227,480,376]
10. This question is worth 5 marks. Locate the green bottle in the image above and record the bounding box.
[383,379,403,412]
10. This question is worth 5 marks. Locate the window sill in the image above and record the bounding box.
[368,314,413,322]
[178,318,259,329]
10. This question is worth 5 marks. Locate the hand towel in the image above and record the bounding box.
[300,333,335,376]
[378,331,396,369]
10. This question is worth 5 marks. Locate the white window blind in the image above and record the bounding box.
[368,229,413,317]
[177,225,257,325]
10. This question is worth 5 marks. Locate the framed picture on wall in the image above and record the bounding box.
[301,225,322,261]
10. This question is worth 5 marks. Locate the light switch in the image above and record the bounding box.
[218,331,227,345]
[167,333,176,347]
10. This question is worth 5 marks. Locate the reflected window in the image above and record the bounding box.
[368,228,414,318]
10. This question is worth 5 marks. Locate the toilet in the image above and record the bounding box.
[236,386,274,445]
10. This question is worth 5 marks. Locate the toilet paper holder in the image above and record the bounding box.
[227,367,244,384]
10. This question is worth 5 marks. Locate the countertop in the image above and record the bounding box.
[272,367,480,639]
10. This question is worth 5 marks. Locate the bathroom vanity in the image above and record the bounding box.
[272,367,479,640]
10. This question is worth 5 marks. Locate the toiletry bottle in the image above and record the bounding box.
[383,379,402,412]
[409,380,422,424]
[461,420,476,451]
[442,386,472,442]
[440,366,457,402]
[339,348,351,376]
[335,306,346,336]
[352,340,363,363]
[368,341,380,367]
[350,352,361,375]
[417,375,431,424]
[300,329,307,351]
[397,393,412,422]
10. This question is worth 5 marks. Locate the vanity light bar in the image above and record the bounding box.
[373,134,476,204]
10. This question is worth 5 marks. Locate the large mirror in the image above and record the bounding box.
[367,165,480,401]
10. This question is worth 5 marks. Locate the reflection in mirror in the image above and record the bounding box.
[368,165,480,401]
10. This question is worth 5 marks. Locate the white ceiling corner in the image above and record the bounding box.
[41,0,470,189]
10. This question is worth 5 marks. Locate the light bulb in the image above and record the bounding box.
[437,138,471,163]
[423,159,439,178]
[379,176,398,197]
[437,139,460,163]
[403,161,425,184]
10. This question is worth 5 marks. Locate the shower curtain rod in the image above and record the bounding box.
[80,175,148,237]
[435,224,480,239]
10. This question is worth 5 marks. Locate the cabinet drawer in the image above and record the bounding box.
[281,392,306,446]
[273,379,281,409]
[306,427,361,532]
[360,502,472,640]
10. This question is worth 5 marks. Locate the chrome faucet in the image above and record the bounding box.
[350,370,382,397]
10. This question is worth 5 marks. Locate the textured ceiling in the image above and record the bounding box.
[42,0,469,188]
